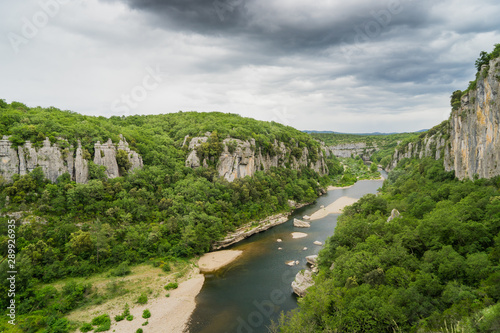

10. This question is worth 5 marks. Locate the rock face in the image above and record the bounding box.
[306,255,318,265]
[388,57,500,180]
[292,269,314,297]
[387,209,401,222]
[324,142,378,161]
[293,218,311,228]
[0,135,143,184]
[185,136,329,182]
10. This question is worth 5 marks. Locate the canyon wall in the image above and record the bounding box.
[185,135,329,182]
[0,135,142,183]
[388,57,500,180]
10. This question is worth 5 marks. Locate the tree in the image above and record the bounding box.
[475,51,490,71]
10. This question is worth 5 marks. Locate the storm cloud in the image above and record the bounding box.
[0,0,499,132]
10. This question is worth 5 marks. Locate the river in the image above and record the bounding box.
[187,174,386,333]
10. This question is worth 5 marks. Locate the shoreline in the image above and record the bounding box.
[309,196,359,220]
[198,250,243,273]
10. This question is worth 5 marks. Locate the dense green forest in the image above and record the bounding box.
[0,101,374,332]
[276,158,500,332]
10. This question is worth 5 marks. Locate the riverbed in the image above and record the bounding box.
[187,176,385,333]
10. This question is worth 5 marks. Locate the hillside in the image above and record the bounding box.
[276,44,500,333]
[0,105,347,332]
[312,132,419,166]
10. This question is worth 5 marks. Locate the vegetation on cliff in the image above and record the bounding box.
[0,101,347,331]
[275,158,500,332]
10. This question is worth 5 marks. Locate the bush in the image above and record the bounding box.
[137,293,148,304]
[142,320,149,326]
[164,282,178,291]
[91,314,111,332]
[110,261,131,277]
[80,323,93,332]
[142,309,151,319]
[114,314,125,322]
[136,329,143,333]
[126,315,134,321]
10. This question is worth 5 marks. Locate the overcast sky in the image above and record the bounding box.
[1,0,499,132]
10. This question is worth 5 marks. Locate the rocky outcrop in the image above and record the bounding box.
[324,142,378,161]
[292,269,314,297]
[387,130,448,171]
[293,218,311,228]
[185,136,328,182]
[387,209,400,222]
[0,136,20,182]
[212,213,291,250]
[306,255,318,265]
[0,135,142,183]
[446,58,500,179]
[388,57,500,180]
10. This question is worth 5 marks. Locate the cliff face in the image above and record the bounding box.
[0,135,143,183]
[388,57,500,180]
[447,58,500,179]
[323,142,378,161]
[185,136,328,182]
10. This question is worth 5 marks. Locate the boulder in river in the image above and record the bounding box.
[286,260,296,266]
[292,269,314,297]
[303,215,311,220]
[277,239,282,242]
[293,218,311,228]
[313,241,323,246]
[306,255,318,265]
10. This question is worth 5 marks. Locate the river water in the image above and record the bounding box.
[188,175,386,333]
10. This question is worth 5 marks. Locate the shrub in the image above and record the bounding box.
[142,320,149,326]
[136,329,143,333]
[110,261,131,277]
[91,314,111,332]
[80,323,93,332]
[114,314,125,322]
[137,293,148,304]
[142,309,151,319]
[164,282,178,291]
[126,315,134,321]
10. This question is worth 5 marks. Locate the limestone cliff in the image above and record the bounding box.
[324,142,378,161]
[388,56,500,180]
[0,135,143,183]
[185,135,328,182]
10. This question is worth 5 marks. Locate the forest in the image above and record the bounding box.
[275,158,500,332]
[0,100,379,332]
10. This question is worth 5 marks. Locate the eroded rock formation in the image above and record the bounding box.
[0,135,142,183]
[388,57,500,180]
[185,136,329,182]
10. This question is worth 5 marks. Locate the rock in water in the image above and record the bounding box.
[303,215,311,220]
[313,241,323,246]
[387,209,401,222]
[286,260,296,266]
[293,218,311,228]
[306,255,318,265]
[277,239,282,242]
[292,270,314,297]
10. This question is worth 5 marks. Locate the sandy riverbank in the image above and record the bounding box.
[309,196,359,220]
[198,250,243,273]
[327,184,354,191]
[109,270,205,333]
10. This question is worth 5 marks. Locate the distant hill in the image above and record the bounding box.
[303,130,428,135]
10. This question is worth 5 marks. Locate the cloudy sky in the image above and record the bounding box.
[1,0,499,132]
